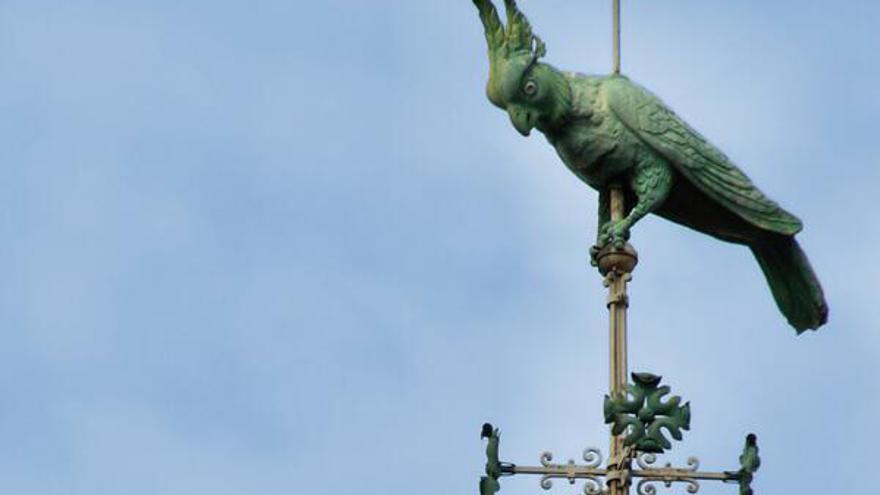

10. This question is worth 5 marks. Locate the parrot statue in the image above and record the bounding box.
[471,0,828,332]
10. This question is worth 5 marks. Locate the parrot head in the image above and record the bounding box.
[472,0,571,136]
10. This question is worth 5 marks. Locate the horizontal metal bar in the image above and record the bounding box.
[502,465,608,477]
[632,469,736,482]
[501,464,737,483]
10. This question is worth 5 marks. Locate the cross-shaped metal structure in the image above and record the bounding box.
[476,3,767,494]
[478,187,761,495]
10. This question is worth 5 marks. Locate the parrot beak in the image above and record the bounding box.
[507,106,534,136]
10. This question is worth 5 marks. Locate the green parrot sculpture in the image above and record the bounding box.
[471,0,828,332]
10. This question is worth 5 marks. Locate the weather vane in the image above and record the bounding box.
[469,1,827,494]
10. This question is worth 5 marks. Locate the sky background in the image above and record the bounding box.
[1,0,878,494]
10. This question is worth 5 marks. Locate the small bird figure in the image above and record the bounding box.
[737,434,760,495]
[740,434,760,471]
[479,423,501,495]
[471,0,828,332]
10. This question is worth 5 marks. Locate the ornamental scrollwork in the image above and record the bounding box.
[635,453,700,495]
[537,449,604,494]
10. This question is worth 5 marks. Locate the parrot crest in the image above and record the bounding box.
[472,0,570,135]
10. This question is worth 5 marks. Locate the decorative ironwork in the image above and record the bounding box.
[635,453,701,494]
[636,478,699,495]
[724,434,760,495]
[480,423,504,495]
[536,449,605,494]
[583,448,604,468]
[478,423,758,494]
[604,373,691,453]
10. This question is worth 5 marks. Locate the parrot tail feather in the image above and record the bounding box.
[750,237,828,333]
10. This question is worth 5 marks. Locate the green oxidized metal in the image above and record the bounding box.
[603,373,690,453]
[479,423,502,495]
[472,0,828,332]
[728,434,760,495]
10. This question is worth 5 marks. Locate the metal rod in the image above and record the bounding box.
[606,184,629,495]
[506,465,736,482]
[633,470,733,482]
[508,465,608,477]
[613,0,621,74]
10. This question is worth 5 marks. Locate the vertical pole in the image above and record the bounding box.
[603,185,633,495]
[607,6,631,492]
[613,0,621,74]
[607,187,628,402]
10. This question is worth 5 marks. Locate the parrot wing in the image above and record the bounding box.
[605,77,802,236]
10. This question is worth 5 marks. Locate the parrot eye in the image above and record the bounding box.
[523,80,538,96]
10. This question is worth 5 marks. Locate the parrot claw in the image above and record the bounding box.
[589,244,601,266]
[602,221,630,249]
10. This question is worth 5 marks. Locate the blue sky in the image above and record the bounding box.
[1,1,878,494]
